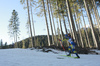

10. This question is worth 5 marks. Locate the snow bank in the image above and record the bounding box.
[0,48,100,66]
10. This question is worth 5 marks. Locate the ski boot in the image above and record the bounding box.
[67,54,71,56]
[76,53,80,58]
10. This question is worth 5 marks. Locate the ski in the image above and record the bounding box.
[60,55,79,59]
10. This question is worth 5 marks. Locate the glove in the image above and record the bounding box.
[59,39,62,41]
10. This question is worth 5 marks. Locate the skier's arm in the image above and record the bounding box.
[63,38,70,41]
[62,39,66,41]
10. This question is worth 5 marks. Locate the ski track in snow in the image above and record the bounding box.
[0,48,100,66]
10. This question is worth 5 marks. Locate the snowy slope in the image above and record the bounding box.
[0,48,100,66]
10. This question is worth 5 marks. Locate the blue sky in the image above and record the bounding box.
[0,0,48,44]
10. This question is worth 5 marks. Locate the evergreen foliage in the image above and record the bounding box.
[8,26,99,49]
[8,10,20,48]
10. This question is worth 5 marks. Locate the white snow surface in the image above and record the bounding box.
[0,48,100,66]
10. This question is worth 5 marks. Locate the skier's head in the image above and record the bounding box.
[65,33,71,38]
[68,33,71,37]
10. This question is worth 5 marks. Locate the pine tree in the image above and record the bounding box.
[8,10,20,48]
[42,0,51,46]
[0,39,3,49]
[26,0,34,48]
[83,0,99,48]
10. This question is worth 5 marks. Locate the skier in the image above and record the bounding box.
[65,34,80,58]
[59,34,80,58]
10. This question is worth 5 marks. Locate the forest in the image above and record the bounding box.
[0,0,100,50]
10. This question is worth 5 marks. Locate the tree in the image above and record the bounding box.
[30,0,37,47]
[42,0,51,46]
[22,40,26,49]
[20,0,34,48]
[49,0,58,46]
[4,42,8,49]
[65,0,79,46]
[80,7,91,48]
[56,0,64,40]
[8,10,20,48]
[0,39,3,49]
[91,0,100,47]
[46,0,55,45]
[26,0,34,48]
[83,0,99,49]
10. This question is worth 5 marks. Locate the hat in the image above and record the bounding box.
[68,33,71,37]
[65,34,68,37]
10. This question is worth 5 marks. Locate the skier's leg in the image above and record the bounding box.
[70,42,80,58]
[67,46,71,56]
[75,53,80,58]
[72,48,80,58]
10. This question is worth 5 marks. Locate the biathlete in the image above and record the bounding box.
[59,34,80,58]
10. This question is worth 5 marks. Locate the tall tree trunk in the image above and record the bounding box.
[65,0,78,46]
[81,8,91,48]
[30,2,36,47]
[83,0,98,48]
[64,1,72,36]
[56,18,61,43]
[79,18,88,48]
[62,10,68,34]
[73,14,81,47]
[56,0,63,40]
[80,20,88,48]
[42,0,51,46]
[62,0,68,34]
[49,0,58,46]
[74,8,84,48]
[61,6,70,47]
[14,34,16,48]
[91,0,100,48]
[26,0,34,48]
[16,33,18,48]
[46,0,54,45]
[78,23,84,48]
[91,0,100,33]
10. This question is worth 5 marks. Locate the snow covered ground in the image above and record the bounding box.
[0,48,100,66]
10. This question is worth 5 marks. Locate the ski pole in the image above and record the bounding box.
[58,39,67,55]
[59,40,65,51]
